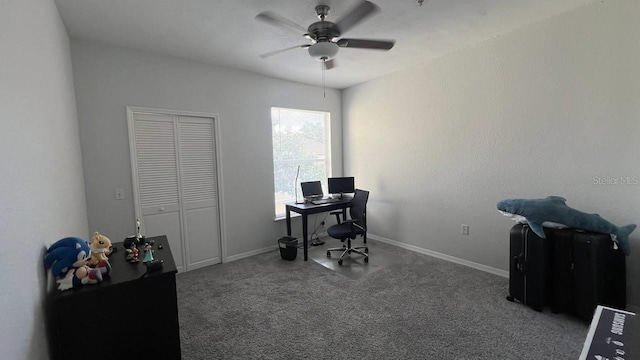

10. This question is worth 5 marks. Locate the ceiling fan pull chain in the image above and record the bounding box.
[322,60,326,98]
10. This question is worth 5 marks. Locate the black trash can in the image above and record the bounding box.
[278,236,298,261]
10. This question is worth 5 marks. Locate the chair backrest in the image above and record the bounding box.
[349,189,369,230]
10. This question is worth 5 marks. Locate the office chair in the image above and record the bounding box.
[326,189,369,265]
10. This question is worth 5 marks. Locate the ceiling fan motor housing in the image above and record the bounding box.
[307,21,340,42]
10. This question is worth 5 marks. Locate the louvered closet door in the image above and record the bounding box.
[132,113,185,271]
[131,112,221,273]
[177,116,221,270]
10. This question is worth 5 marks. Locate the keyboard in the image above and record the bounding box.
[311,198,342,205]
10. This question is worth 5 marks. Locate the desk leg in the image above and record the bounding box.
[302,214,308,261]
[286,208,292,236]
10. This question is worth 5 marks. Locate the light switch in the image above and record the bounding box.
[115,188,124,200]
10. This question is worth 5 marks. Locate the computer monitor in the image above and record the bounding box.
[328,177,355,197]
[301,181,323,198]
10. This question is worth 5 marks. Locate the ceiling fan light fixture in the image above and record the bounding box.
[308,42,339,61]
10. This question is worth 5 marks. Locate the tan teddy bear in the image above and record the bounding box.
[87,231,112,267]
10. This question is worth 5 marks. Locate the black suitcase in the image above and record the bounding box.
[550,229,626,321]
[571,230,626,320]
[507,223,551,312]
[549,228,575,314]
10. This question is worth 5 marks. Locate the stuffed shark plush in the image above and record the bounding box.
[497,196,635,256]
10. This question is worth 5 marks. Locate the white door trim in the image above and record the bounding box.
[126,106,228,264]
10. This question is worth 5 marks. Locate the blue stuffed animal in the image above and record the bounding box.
[44,237,92,277]
[44,237,105,290]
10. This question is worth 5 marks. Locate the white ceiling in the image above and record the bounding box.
[54,0,597,89]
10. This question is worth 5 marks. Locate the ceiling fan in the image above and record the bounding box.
[256,1,395,70]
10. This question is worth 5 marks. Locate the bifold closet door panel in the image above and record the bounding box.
[177,117,221,270]
[132,113,185,271]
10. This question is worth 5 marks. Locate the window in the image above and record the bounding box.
[271,107,331,218]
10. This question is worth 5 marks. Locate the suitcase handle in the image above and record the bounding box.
[514,253,527,273]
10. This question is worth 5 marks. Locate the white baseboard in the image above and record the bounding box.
[369,234,640,310]
[225,245,275,262]
[224,232,327,263]
[368,233,509,278]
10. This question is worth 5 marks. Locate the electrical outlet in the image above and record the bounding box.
[461,224,469,235]
[115,188,124,200]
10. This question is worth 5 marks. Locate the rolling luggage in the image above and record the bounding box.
[568,230,626,320]
[507,223,627,319]
[549,228,575,314]
[526,227,626,321]
[506,223,551,312]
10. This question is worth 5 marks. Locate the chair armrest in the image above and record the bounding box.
[343,220,365,232]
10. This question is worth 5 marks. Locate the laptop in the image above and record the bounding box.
[301,181,328,201]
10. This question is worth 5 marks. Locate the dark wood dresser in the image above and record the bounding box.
[45,235,181,360]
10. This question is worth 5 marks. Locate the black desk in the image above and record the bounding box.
[46,235,181,360]
[285,199,352,261]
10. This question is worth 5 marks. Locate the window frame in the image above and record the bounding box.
[271,106,332,220]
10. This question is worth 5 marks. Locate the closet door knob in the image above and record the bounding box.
[159,207,165,212]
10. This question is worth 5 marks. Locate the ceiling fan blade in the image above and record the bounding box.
[336,38,395,50]
[335,1,379,34]
[255,11,307,35]
[259,44,310,58]
[324,59,336,70]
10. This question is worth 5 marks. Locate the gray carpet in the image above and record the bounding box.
[176,239,589,359]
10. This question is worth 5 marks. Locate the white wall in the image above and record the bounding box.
[343,0,640,307]
[70,40,342,259]
[0,1,88,359]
